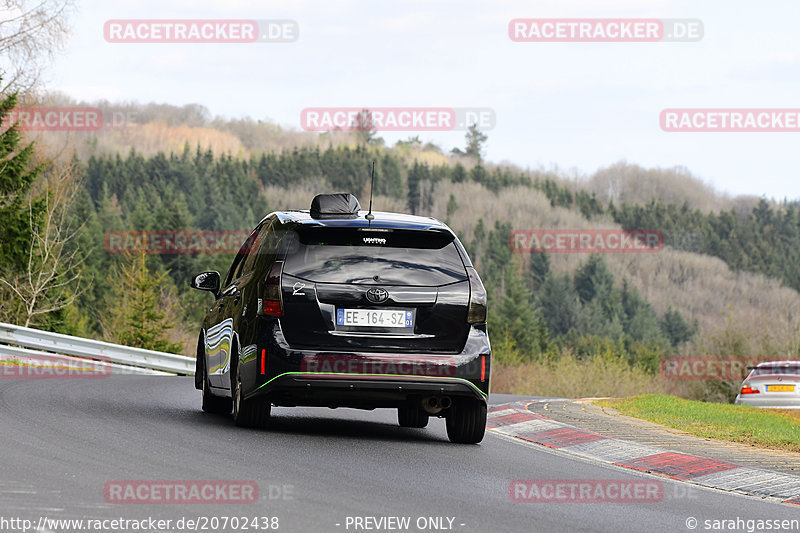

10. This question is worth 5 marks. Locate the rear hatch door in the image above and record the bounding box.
[280,226,469,353]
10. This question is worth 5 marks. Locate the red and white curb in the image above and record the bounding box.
[487,402,800,506]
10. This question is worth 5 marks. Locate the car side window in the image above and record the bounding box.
[241,220,274,276]
[223,227,260,288]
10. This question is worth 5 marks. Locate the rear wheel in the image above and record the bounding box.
[398,406,429,428]
[445,398,486,444]
[232,361,270,428]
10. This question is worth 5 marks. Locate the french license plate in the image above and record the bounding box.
[337,309,413,328]
[766,384,795,392]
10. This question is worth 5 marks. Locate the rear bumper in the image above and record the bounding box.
[244,321,491,409]
[734,395,800,408]
[257,373,486,408]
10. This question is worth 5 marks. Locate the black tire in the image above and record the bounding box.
[445,398,487,444]
[232,361,270,428]
[398,406,429,428]
[201,370,232,414]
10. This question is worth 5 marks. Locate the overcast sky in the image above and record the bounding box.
[41,0,800,200]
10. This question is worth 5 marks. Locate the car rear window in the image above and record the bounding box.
[750,365,800,376]
[283,227,467,285]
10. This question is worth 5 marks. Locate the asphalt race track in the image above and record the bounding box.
[0,376,797,532]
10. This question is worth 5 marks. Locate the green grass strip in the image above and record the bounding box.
[597,394,800,453]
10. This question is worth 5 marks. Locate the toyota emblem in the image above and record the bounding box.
[366,287,389,303]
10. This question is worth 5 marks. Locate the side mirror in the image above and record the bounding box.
[190,271,221,297]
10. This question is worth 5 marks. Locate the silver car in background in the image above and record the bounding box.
[734,361,800,408]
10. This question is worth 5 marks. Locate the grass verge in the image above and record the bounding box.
[597,394,800,453]
[490,354,663,399]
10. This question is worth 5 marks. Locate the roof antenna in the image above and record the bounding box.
[365,160,376,222]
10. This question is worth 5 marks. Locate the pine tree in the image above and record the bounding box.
[474,218,486,243]
[446,194,458,219]
[104,248,183,353]
[528,252,550,290]
[660,307,695,347]
[465,124,487,161]
[620,280,663,342]
[379,153,404,199]
[537,273,579,336]
[488,272,549,358]
[574,255,614,304]
[469,164,487,185]
[451,162,467,183]
[351,109,381,146]
[0,86,44,271]
[484,221,513,287]
[407,161,431,214]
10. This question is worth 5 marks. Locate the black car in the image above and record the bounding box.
[190,193,491,443]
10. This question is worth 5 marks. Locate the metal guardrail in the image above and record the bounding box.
[0,322,194,375]
[0,344,173,375]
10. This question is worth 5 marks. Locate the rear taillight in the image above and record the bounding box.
[259,261,284,317]
[466,267,487,324]
[740,385,759,394]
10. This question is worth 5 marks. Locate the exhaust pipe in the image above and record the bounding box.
[422,396,440,414]
[422,396,452,415]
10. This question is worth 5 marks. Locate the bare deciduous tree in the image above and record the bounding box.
[0,0,75,94]
[0,161,88,327]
